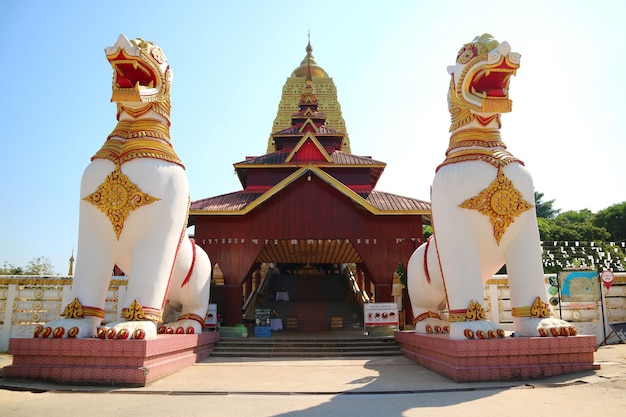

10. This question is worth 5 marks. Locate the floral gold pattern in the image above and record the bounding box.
[83,166,160,240]
[121,299,162,322]
[61,297,84,319]
[512,296,552,318]
[459,168,533,245]
[61,297,105,319]
[448,300,486,322]
[466,299,486,321]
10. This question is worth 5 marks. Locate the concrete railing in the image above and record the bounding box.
[0,276,128,351]
[2,272,625,350]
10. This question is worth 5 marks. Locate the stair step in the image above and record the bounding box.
[212,336,402,358]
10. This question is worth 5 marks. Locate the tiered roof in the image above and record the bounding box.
[190,40,430,218]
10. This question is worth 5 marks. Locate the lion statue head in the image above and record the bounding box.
[105,34,172,105]
[447,33,521,132]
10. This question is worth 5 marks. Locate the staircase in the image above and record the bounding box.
[215,270,401,358]
[257,273,363,332]
[264,301,363,331]
[211,335,402,358]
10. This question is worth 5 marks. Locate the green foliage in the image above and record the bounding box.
[0,256,57,275]
[535,191,560,219]
[593,201,626,243]
[553,210,610,241]
[537,208,610,242]
[423,225,433,240]
[0,262,24,275]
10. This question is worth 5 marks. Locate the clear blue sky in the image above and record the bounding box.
[1,1,624,274]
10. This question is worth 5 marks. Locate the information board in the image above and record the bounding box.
[205,303,218,330]
[364,303,399,328]
[254,308,271,337]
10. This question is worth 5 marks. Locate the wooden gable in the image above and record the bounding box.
[285,133,332,163]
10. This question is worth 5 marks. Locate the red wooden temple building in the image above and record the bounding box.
[189,41,431,328]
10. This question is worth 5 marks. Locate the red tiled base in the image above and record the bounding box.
[395,331,599,382]
[4,331,219,387]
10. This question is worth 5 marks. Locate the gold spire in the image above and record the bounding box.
[68,249,75,276]
[268,34,351,153]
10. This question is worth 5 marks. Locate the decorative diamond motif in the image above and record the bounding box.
[459,168,533,245]
[83,165,160,239]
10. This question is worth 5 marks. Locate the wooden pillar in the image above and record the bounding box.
[211,285,243,326]
[375,283,393,302]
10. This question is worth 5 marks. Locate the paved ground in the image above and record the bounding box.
[1,343,625,417]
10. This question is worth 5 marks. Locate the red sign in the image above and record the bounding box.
[601,270,615,290]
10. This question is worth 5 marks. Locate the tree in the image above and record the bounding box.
[24,256,56,275]
[535,191,560,219]
[423,225,433,240]
[0,262,24,275]
[593,201,626,243]
[0,257,57,275]
[552,209,610,242]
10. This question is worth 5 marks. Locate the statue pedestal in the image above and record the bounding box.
[4,332,219,387]
[395,331,599,382]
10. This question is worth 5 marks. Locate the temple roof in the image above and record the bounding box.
[190,166,430,216]
[190,37,431,222]
[191,189,430,214]
[234,150,384,167]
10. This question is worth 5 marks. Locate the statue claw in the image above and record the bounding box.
[117,328,130,339]
[68,327,80,338]
[42,327,53,338]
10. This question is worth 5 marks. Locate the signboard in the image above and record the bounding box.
[205,303,218,330]
[254,308,271,337]
[364,303,399,328]
[601,270,615,290]
[558,270,599,302]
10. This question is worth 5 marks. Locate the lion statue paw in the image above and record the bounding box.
[34,317,100,339]
[449,321,505,340]
[513,317,577,337]
[97,320,157,340]
[158,320,203,335]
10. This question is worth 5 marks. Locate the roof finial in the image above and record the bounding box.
[305,31,313,85]
[306,29,312,54]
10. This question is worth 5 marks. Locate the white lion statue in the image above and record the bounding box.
[36,35,211,339]
[407,34,575,340]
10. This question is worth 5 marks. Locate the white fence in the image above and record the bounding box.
[0,276,128,351]
[2,273,625,351]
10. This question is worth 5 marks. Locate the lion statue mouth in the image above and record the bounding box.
[105,34,171,103]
